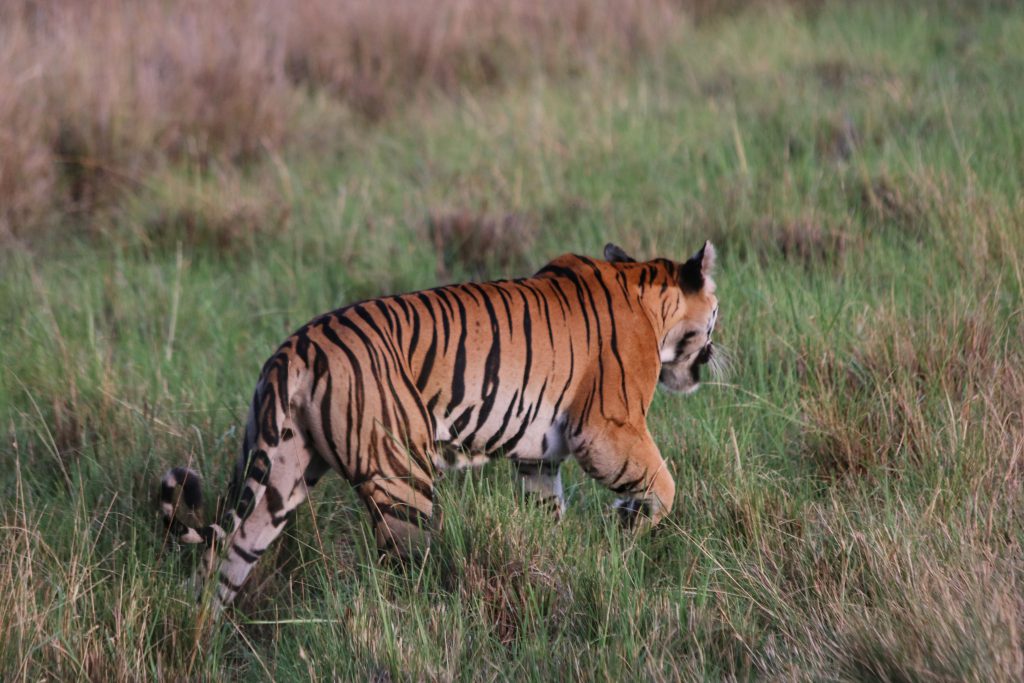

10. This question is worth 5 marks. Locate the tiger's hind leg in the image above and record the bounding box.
[351,427,436,561]
[513,458,566,519]
[511,419,570,519]
[213,427,330,607]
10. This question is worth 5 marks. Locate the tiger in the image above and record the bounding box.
[160,241,720,609]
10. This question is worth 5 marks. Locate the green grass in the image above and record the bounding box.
[2,2,1023,680]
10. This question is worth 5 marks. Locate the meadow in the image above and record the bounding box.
[1,0,1023,679]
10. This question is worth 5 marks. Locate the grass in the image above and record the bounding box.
[2,0,1023,680]
[0,0,679,240]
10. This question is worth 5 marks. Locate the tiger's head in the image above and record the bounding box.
[605,241,720,395]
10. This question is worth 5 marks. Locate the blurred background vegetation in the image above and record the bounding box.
[1,0,1022,680]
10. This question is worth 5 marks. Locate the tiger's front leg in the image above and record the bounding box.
[571,421,676,530]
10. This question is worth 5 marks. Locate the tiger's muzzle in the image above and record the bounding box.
[658,342,713,394]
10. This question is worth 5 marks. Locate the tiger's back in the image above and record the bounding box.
[160,243,720,609]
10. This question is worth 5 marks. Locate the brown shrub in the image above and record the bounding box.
[829,530,1024,681]
[44,1,292,206]
[694,209,851,269]
[801,361,929,478]
[428,209,537,280]
[126,166,290,254]
[746,502,1024,679]
[0,0,294,237]
[463,555,558,646]
[282,0,682,119]
[0,0,687,240]
[854,173,931,235]
[815,114,859,162]
[755,216,850,267]
[0,11,56,239]
[680,0,825,24]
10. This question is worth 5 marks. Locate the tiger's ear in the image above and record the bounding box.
[679,241,715,291]
[604,243,636,263]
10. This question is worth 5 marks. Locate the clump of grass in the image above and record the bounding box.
[757,216,851,267]
[427,209,537,280]
[0,467,222,681]
[833,552,1023,682]
[720,494,1024,681]
[815,113,859,161]
[801,296,1022,478]
[123,166,290,254]
[853,173,932,236]
[687,200,852,270]
[454,501,573,647]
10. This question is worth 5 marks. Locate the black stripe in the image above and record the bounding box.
[160,481,176,504]
[433,289,455,352]
[218,573,242,591]
[484,389,519,452]
[451,406,474,437]
[468,284,502,433]
[492,283,516,331]
[581,260,630,405]
[445,291,469,417]
[517,289,533,414]
[164,517,193,538]
[232,543,264,564]
[414,294,439,391]
[496,396,543,456]
[265,485,285,514]
[520,281,555,349]
[607,459,630,488]
[319,371,347,478]
[311,342,329,395]
[541,265,592,347]
[275,353,290,423]
[198,525,219,547]
[551,341,574,418]
[610,474,646,494]
[513,459,561,476]
[257,380,279,447]
[376,502,432,529]
[675,331,697,358]
[294,326,311,365]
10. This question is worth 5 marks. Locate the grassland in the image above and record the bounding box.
[2,1,1023,680]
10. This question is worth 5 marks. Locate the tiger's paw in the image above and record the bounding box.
[522,490,565,521]
[613,498,653,530]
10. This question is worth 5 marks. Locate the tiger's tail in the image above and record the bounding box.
[159,467,226,547]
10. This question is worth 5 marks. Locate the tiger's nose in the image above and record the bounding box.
[694,343,713,366]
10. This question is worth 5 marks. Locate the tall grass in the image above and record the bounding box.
[2,0,1023,680]
[0,0,681,241]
